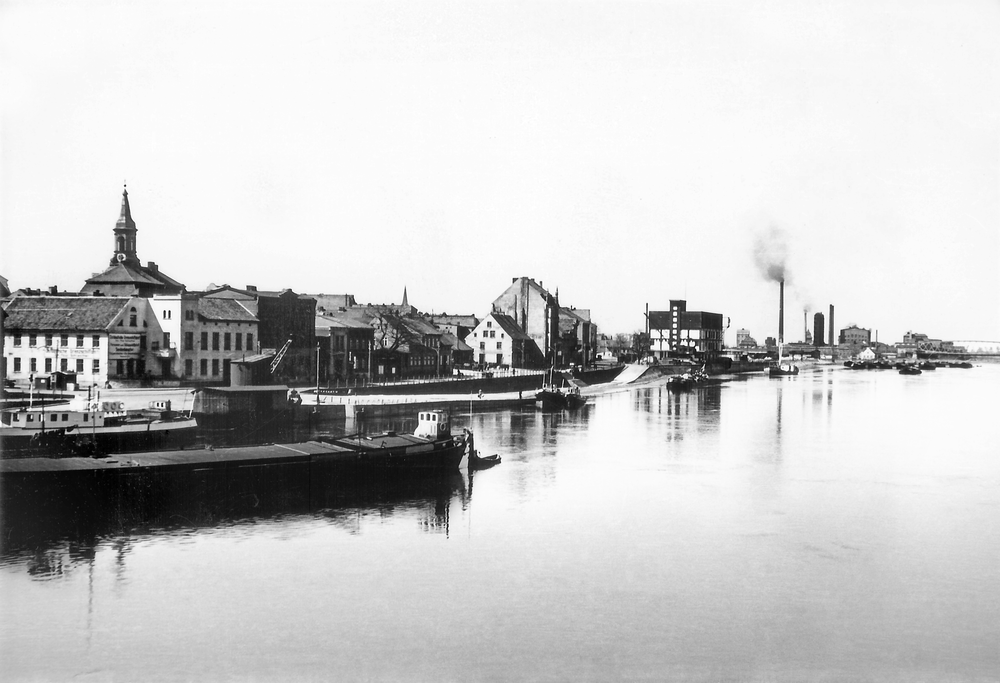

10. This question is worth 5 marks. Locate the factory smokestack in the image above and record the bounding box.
[828,305,835,347]
[778,280,785,344]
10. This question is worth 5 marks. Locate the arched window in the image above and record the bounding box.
[117,236,125,252]
[129,307,137,327]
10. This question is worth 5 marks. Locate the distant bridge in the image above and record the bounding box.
[952,341,1000,354]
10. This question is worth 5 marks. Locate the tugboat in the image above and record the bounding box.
[899,364,922,375]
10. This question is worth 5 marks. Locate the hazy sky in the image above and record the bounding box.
[2,1,997,344]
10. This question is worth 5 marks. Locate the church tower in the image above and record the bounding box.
[110,185,139,267]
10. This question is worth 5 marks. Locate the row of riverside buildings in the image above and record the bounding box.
[0,189,600,390]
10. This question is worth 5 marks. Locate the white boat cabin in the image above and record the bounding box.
[413,410,451,439]
[1,400,172,431]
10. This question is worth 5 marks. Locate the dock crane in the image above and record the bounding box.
[270,338,293,374]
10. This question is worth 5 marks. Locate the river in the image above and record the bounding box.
[2,363,998,682]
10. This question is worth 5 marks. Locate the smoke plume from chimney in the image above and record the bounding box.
[753,226,790,283]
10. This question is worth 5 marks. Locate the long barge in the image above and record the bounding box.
[0,410,468,483]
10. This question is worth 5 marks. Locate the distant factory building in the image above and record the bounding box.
[647,300,725,360]
[839,325,871,347]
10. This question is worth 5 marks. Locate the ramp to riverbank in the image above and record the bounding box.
[612,364,653,384]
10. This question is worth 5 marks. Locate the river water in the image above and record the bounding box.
[2,363,998,682]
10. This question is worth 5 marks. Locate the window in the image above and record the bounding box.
[200,359,208,376]
[76,359,84,373]
[212,333,220,351]
[224,333,231,351]
[201,332,208,349]
[212,359,219,376]
[185,310,195,321]
[30,358,37,372]
[62,413,69,422]
[487,321,492,328]
[92,359,100,374]
[497,342,502,350]
[13,335,20,347]
[235,333,242,351]
[45,334,53,347]
[184,332,194,351]
[93,335,100,347]
[185,359,193,376]
[13,357,20,372]
[480,342,485,350]
[45,358,52,372]
[163,332,170,349]
[246,333,254,351]
[29,334,37,347]
[76,335,84,347]
[60,358,68,372]
[84,413,89,422]
[117,360,125,375]
[129,307,137,327]
[163,310,171,320]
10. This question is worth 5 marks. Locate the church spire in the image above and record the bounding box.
[401,286,409,309]
[110,184,139,267]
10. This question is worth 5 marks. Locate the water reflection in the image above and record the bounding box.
[0,468,468,577]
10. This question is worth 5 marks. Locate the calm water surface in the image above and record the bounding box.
[2,364,998,682]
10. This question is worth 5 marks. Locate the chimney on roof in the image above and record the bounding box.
[49,285,58,294]
[148,261,158,272]
[246,285,257,292]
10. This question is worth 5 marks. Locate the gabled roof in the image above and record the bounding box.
[3,296,131,331]
[315,312,374,330]
[86,263,166,286]
[310,294,358,313]
[488,312,531,340]
[433,314,478,327]
[400,316,442,337]
[198,297,257,322]
[441,331,472,353]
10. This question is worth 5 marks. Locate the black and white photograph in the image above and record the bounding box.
[1,1,998,681]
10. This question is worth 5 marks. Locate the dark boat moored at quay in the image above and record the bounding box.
[899,365,922,375]
[0,411,471,509]
[0,399,198,458]
[535,385,585,411]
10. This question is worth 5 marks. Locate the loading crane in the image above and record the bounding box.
[270,338,293,374]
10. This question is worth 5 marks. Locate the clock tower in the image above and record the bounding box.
[111,185,139,267]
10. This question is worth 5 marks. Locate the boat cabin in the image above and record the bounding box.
[413,410,451,439]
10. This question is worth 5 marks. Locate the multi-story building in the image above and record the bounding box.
[735,328,758,348]
[648,300,725,360]
[839,325,871,347]
[3,295,150,387]
[490,277,559,366]
[467,313,532,368]
[202,286,315,383]
[315,310,374,383]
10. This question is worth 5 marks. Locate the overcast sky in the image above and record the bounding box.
[2,1,997,344]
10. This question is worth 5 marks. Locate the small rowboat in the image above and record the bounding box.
[469,451,502,470]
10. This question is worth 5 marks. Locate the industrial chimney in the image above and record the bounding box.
[778,280,785,344]
[828,305,835,347]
